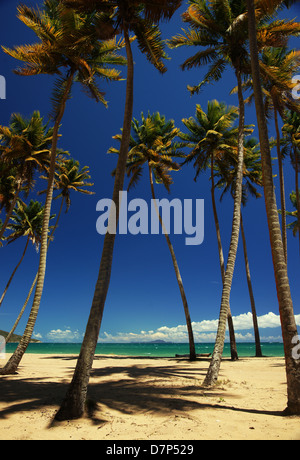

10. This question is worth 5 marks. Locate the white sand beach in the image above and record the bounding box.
[0,353,299,440]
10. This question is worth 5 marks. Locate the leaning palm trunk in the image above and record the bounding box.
[149,164,196,361]
[240,213,262,357]
[0,235,29,307]
[203,67,245,387]
[274,106,287,263]
[246,0,300,415]
[5,271,38,344]
[55,29,134,421]
[210,156,238,361]
[5,198,65,343]
[0,74,74,375]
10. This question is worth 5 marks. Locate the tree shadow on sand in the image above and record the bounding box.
[0,357,288,430]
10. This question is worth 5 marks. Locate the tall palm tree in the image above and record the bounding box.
[109,111,197,360]
[285,190,299,239]
[246,0,300,415]
[0,111,54,241]
[214,137,264,357]
[239,46,300,262]
[282,110,300,252]
[169,0,300,388]
[0,200,51,308]
[0,0,125,375]
[55,0,181,421]
[5,156,94,344]
[180,100,246,361]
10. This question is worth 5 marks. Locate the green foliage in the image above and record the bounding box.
[109,111,183,192]
[5,200,54,249]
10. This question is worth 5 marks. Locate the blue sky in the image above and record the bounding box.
[0,0,299,344]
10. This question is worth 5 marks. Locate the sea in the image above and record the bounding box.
[5,342,285,358]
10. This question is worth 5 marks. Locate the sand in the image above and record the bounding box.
[0,353,299,440]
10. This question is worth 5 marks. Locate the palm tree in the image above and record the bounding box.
[246,0,300,415]
[0,200,51,308]
[168,0,300,388]
[5,156,94,344]
[0,0,125,375]
[109,111,197,360]
[285,190,299,238]
[282,110,300,252]
[55,0,181,421]
[214,137,264,357]
[39,155,95,217]
[240,46,300,262]
[0,111,54,241]
[180,100,246,361]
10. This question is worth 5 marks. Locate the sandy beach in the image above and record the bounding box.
[0,353,299,440]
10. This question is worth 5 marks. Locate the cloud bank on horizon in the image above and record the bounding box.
[36,311,300,343]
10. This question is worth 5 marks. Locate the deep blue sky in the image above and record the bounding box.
[0,0,299,343]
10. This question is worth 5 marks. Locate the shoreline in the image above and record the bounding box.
[0,353,299,440]
[3,341,286,359]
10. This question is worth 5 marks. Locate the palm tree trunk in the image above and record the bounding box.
[0,73,74,376]
[5,198,65,343]
[240,213,262,357]
[5,271,38,343]
[210,156,238,361]
[148,164,196,361]
[54,28,134,421]
[0,180,21,242]
[0,235,29,308]
[274,106,287,263]
[203,67,245,387]
[246,0,300,415]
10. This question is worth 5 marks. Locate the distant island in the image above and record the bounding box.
[149,340,168,344]
[0,330,41,344]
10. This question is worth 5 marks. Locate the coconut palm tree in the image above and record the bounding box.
[214,137,264,357]
[282,110,300,252]
[180,100,247,361]
[5,156,94,344]
[0,200,52,308]
[285,190,299,238]
[5,155,94,343]
[0,0,125,375]
[0,111,54,241]
[238,46,300,262]
[109,111,197,360]
[169,0,300,388]
[246,0,300,415]
[55,0,181,421]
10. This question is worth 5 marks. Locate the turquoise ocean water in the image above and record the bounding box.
[5,342,285,357]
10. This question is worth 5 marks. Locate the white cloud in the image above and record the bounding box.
[98,312,300,343]
[45,312,300,343]
[46,328,83,342]
[32,332,43,340]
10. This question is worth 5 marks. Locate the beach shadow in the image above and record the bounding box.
[0,359,290,428]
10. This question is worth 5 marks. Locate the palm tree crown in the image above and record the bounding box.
[5,200,50,250]
[2,0,126,110]
[109,111,182,191]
